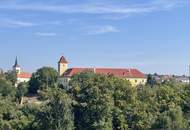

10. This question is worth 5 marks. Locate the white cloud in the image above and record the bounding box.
[34,32,57,37]
[0,19,36,28]
[0,18,64,28]
[84,25,119,35]
[0,0,189,15]
[7,20,36,27]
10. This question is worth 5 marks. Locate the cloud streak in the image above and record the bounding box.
[0,19,36,28]
[0,18,64,28]
[0,0,189,15]
[34,32,57,37]
[84,25,119,35]
[6,20,36,27]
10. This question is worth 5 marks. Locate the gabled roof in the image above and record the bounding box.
[63,68,146,78]
[58,56,68,63]
[17,72,32,79]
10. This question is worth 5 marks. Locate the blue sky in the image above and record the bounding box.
[0,0,190,75]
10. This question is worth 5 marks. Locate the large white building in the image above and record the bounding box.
[13,57,32,86]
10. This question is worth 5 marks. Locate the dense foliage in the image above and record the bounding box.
[30,88,73,130]
[0,67,190,130]
[4,71,17,86]
[69,73,114,130]
[29,67,58,94]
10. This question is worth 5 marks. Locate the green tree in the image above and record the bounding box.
[128,85,159,130]
[69,72,114,130]
[146,74,157,87]
[34,88,74,130]
[153,106,185,129]
[112,77,135,130]
[0,96,17,130]
[155,85,181,112]
[16,82,29,105]
[0,79,16,97]
[0,96,40,130]
[0,69,4,79]
[181,84,190,113]
[29,67,58,94]
[4,70,17,86]
[130,101,155,130]
[150,84,187,129]
[20,104,41,130]
[179,84,190,127]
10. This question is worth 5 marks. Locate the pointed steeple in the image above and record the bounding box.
[58,56,68,63]
[58,55,68,76]
[13,56,21,74]
[13,57,20,68]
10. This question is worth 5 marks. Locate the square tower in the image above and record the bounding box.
[58,56,68,76]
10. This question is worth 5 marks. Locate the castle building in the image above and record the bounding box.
[13,57,32,86]
[58,56,147,88]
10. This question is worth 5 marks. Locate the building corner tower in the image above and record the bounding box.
[58,56,68,76]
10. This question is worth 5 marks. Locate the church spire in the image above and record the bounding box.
[13,57,21,74]
[13,56,20,67]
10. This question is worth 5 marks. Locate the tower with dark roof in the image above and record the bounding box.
[58,56,68,76]
[13,57,21,74]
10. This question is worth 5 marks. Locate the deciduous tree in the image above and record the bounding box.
[34,88,74,130]
[69,72,114,130]
[29,67,58,94]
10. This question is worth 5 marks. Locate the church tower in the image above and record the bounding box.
[13,57,21,74]
[58,56,68,76]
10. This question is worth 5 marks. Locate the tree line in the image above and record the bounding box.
[0,67,190,130]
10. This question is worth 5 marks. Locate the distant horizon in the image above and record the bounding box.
[1,55,190,76]
[1,0,190,75]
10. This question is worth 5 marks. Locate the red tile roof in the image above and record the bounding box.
[17,72,32,79]
[58,56,68,63]
[63,68,146,78]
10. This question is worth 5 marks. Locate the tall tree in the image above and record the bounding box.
[112,77,135,130]
[0,79,15,97]
[16,82,28,105]
[29,67,58,94]
[0,69,4,79]
[4,70,17,86]
[69,72,114,130]
[34,88,74,130]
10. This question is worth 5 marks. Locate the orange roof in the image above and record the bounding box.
[17,72,32,78]
[63,68,146,78]
[58,56,68,63]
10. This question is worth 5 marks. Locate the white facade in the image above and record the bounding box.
[17,77,31,84]
[58,77,72,90]
[12,57,32,87]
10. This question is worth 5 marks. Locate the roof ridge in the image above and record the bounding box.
[58,56,68,63]
[69,67,136,70]
[62,67,145,78]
